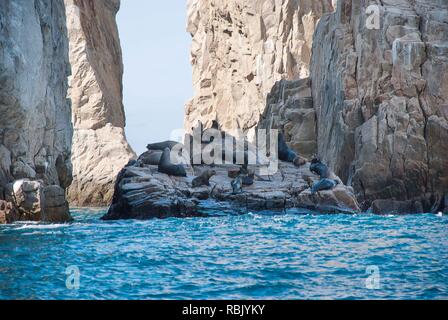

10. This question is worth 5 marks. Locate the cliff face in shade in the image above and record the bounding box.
[0,0,72,197]
[185,0,334,137]
[311,0,448,209]
[257,78,316,159]
[65,0,135,207]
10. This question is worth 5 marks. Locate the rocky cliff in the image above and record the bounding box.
[185,0,334,138]
[65,0,135,207]
[0,0,72,222]
[311,0,448,210]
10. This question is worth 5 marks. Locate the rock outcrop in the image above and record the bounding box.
[185,0,334,137]
[103,159,360,221]
[311,0,448,211]
[0,0,72,222]
[257,78,316,158]
[65,0,135,207]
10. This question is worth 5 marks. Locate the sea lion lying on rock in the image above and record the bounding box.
[192,169,216,188]
[241,174,254,186]
[311,179,339,194]
[310,157,344,184]
[139,150,163,166]
[147,141,180,151]
[310,157,330,179]
[158,148,187,177]
[278,133,297,162]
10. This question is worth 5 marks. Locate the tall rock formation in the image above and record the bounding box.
[185,0,334,138]
[65,0,135,207]
[311,0,448,210]
[0,0,73,221]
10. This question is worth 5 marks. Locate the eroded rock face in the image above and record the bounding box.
[65,0,136,207]
[0,0,72,220]
[257,78,316,158]
[311,0,448,210]
[185,0,333,137]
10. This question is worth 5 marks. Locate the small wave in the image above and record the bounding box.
[15,223,70,230]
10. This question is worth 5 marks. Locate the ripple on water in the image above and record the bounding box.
[0,210,447,300]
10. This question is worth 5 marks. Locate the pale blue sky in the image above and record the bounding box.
[117,1,192,155]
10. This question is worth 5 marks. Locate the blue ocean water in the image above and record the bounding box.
[0,209,447,300]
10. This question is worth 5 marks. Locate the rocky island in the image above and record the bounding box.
[103,151,360,221]
[1,0,447,224]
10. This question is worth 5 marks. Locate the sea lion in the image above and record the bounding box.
[158,148,187,177]
[310,157,330,179]
[311,179,339,194]
[147,141,180,151]
[241,173,254,186]
[192,169,216,188]
[231,176,243,194]
[138,150,163,166]
[278,132,297,162]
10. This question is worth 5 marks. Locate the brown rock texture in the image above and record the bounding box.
[65,0,136,206]
[185,0,334,137]
[311,0,448,210]
[257,78,316,158]
[0,0,72,220]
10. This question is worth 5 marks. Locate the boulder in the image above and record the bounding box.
[370,199,424,215]
[5,180,44,221]
[42,185,72,223]
[0,200,19,224]
[103,159,360,221]
[2,180,72,223]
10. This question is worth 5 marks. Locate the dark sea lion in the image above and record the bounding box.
[278,132,297,162]
[310,157,330,179]
[231,176,243,194]
[147,141,180,151]
[158,148,187,177]
[241,174,254,186]
[138,150,163,166]
[192,169,216,188]
[311,179,339,194]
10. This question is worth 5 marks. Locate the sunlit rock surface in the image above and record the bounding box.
[185,0,333,137]
[311,0,448,210]
[65,0,135,207]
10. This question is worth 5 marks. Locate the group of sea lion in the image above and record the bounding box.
[142,122,339,195]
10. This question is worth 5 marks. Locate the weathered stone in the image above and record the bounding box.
[0,0,72,189]
[185,0,334,138]
[0,200,18,224]
[42,185,72,223]
[103,158,359,220]
[311,0,448,210]
[65,0,136,207]
[5,180,44,222]
[371,199,424,215]
[258,78,317,158]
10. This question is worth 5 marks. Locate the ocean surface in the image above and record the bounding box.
[0,208,447,300]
